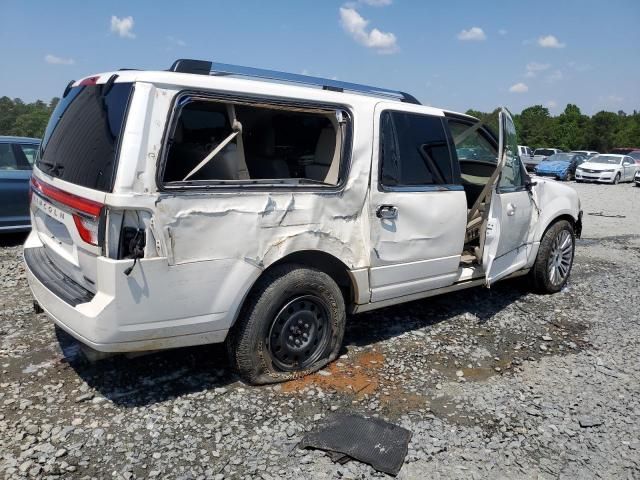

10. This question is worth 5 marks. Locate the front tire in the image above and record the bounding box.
[530,220,575,293]
[227,264,346,385]
[613,173,621,184]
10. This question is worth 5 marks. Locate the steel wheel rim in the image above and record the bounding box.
[547,230,573,286]
[267,295,331,371]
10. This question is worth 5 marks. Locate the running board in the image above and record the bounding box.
[352,268,529,314]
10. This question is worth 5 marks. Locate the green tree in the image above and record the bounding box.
[514,105,553,149]
[586,111,621,152]
[554,104,588,150]
[0,96,57,138]
[613,112,640,147]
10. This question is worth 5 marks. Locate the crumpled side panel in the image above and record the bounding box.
[155,189,370,269]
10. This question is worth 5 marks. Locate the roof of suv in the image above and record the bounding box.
[72,60,476,122]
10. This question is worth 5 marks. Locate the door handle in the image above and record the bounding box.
[376,205,398,219]
[506,203,516,216]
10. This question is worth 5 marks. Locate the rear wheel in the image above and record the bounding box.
[530,220,575,293]
[227,264,346,385]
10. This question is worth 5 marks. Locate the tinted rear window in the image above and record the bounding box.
[38,82,133,192]
[534,149,555,156]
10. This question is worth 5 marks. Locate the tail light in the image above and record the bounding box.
[73,214,101,245]
[30,176,104,246]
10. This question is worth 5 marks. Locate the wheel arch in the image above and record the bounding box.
[229,249,366,330]
[536,212,580,241]
[267,250,359,305]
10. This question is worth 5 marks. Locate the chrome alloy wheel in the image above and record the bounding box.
[547,229,573,286]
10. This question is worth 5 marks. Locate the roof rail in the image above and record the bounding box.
[168,59,421,105]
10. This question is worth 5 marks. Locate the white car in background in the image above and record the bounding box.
[575,154,637,184]
[570,150,599,159]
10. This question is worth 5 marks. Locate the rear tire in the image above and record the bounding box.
[529,220,575,293]
[227,264,346,385]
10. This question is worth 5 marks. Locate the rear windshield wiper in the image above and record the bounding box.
[38,160,63,177]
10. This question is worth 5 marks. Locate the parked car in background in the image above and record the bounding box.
[609,147,640,155]
[518,145,532,164]
[0,136,40,232]
[534,152,586,180]
[23,59,582,385]
[526,148,563,171]
[570,150,599,159]
[627,150,640,166]
[575,154,637,184]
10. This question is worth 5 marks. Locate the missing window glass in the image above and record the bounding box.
[162,98,347,187]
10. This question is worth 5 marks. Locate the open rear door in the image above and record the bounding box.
[482,108,534,285]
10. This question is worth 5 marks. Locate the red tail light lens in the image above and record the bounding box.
[31,176,103,246]
[73,214,100,246]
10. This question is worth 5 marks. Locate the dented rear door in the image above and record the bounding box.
[368,104,467,302]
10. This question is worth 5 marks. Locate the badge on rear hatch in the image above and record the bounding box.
[33,194,66,221]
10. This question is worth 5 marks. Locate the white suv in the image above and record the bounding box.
[24,59,582,384]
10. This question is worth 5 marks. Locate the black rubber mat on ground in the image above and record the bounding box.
[299,413,412,476]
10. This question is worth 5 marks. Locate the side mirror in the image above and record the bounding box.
[525,178,537,190]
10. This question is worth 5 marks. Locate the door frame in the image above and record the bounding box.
[367,102,468,302]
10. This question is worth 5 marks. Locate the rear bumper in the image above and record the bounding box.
[24,246,94,306]
[24,232,261,352]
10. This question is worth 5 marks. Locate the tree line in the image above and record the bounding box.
[0,97,59,139]
[467,104,640,152]
[0,95,638,152]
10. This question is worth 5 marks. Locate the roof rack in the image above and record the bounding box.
[169,59,421,105]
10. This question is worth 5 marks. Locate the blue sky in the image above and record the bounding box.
[1,0,638,115]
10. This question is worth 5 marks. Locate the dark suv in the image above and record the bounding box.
[0,136,40,232]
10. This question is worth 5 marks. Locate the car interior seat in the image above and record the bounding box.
[305,127,340,184]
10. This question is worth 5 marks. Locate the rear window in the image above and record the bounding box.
[37,82,133,192]
[534,149,555,156]
[0,143,34,170]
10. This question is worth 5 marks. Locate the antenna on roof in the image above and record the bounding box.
[168,58,420,105]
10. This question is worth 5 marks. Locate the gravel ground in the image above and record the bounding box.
[1,181,639,479]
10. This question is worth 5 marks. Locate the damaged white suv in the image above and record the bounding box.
[25,59,582,384]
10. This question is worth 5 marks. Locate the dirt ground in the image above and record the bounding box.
[1,181,639,479]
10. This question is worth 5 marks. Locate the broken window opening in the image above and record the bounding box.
[447,119,500,259]
[162,98,347,187]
